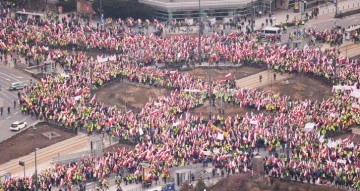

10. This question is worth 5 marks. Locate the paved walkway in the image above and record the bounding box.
[236,70,292,89]
[0,132,90,177]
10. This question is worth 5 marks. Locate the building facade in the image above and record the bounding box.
[139,0,290,21]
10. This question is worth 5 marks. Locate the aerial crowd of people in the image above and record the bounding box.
[0,7,359,191]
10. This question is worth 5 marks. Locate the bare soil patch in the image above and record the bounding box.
[96,81,171,111]
[332,131,360,143]
[260,74,332,101]
[0,122,76,165]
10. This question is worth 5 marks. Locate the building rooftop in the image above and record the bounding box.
[140,0,254,11]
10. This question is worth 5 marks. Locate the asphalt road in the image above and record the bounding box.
[306,13,360,31]
[0,64,38,143]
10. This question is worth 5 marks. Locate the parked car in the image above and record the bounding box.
[10,121,27,131]
[9,82,28,91]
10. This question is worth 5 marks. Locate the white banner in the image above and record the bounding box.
[217,133,224,140]
[337,159,346,164]
[203,150,211,156]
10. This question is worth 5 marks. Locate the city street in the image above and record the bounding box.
[0,64,38,143]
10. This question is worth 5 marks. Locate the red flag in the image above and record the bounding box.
[90,94,96,104]
[225,73,231,79]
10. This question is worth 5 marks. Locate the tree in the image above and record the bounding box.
[195,178,207,191]
[92,0,154,19]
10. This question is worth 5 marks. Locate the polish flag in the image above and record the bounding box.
[225,73,232,79]
[90,94,96,104]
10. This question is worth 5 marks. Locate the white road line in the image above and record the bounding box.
[6,116,11,119]
[5,79,10,81]
[0,78,12,84]
[14,112,18,114]
[0,91,12,99]
[1,89,18,99]
[21,116,30,122]
[0,71,20,82]
[15,76,24,79]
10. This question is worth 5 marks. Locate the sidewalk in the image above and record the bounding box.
[253,0,360,30]
[0,133,90,177]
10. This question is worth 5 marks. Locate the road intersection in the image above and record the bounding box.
[0,65,38,143]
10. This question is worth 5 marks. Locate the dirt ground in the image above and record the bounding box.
[260,74,333,101]
[0,123,76,165]
[96,81,171,112]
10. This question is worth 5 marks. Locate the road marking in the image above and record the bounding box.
[14,112,18,114]
[15,76,24,79]
[0,71,20,82]
[5,79,10,81]
[0,91,12,99]
[6,116,11,119]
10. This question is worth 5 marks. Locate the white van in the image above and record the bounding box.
[261,26,281,38]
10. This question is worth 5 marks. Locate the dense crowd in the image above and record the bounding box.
[0,8,360,191]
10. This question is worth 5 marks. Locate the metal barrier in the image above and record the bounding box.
[169,163,203,174]
[43,120,78,134]
[52,150,103,164]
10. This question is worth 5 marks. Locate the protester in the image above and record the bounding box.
[0,9,359,191]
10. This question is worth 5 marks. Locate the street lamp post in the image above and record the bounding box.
[90,63,93,98]
[251,0,255,31]
[286,100,292,160]
[198,0,202,65]
[33,127,38,191]
[333,57,337,85]
[335,0,338,17]
[286,124,290,160]
[207,72,212,119]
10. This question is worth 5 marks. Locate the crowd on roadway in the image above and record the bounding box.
[0,8,360,191]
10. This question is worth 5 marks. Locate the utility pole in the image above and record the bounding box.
[286,124,290,160]
[33,127,38,191]
[251,0,255,31]
[198,0,201,65]
[286,102,290,160]
[335,0,338,17]
[207,72,212,119]
[333,56,337,85]
[89,61,93,98]
[100,0,104,26]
